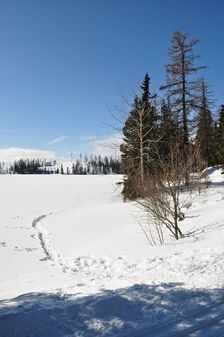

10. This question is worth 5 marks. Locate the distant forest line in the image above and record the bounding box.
[0,155,122,175]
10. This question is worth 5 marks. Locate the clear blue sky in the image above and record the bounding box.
[0,0,223,160]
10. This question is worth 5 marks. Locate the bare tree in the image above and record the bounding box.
[160,31,206,184]
[137,142,202,242]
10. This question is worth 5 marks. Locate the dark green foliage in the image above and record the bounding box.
[216,105,224,165]
[140,73,158,144]
[7,155,122,175]
[120,99,143,199]
[10,159,54,174]
[120,73,159,200]
[159,99,179,160]
[118,31,223,241]
[60,164,64,175]
[120,97,141,173]
[195,79,215,167]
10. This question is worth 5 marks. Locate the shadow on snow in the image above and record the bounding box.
[1,283,224,337]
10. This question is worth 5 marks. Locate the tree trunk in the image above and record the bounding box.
[181,51,189,186]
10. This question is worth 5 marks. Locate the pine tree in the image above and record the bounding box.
[120,73,158,200]
[195,79,215,167]
[216,105,224,165]
[159,98,179,160]
[120,97,141,199]
[60,164,64,175]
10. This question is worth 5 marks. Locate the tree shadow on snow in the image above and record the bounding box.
[1,283,224,337]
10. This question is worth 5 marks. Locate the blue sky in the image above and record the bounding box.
[0,0,223,161]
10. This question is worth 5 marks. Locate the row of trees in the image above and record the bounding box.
[8,159,56,174]
[5,155,121,175]
[59,155,121,175]
[120,31,224,241]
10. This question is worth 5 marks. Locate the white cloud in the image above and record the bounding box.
[49,135,66,144]
[89,134,122,157]
[0,147,56,163]
[79,134,98,141]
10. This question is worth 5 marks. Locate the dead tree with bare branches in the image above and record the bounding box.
[160,31,206,185]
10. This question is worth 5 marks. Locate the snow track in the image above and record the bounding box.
[32,214,53,261]
[2,173,224,337]
[22,211,224,336]
[32,213,76,273]
[28,213,224,336]
[31,213,137,277]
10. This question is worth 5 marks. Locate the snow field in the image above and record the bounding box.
[1,169,224,336]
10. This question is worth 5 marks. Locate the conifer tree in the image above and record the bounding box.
[60,164,64,175]
[195,79,215,167]
[159,98,179,160]
[120,97,141,199]
[216,105,224,165]
[72,163,75,174]
[120,73,158,200]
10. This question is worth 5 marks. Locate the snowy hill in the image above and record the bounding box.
[1,169,224,336]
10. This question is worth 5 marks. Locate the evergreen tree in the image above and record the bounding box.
[216,105,224,165]
[159,98,179,160]
[60,164,64,175]
[195,79,215,167]
[120,73,158,200]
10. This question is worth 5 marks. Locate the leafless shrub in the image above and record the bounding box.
[137,142,205,242]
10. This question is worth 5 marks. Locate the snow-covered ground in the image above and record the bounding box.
[1,169,224,336]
